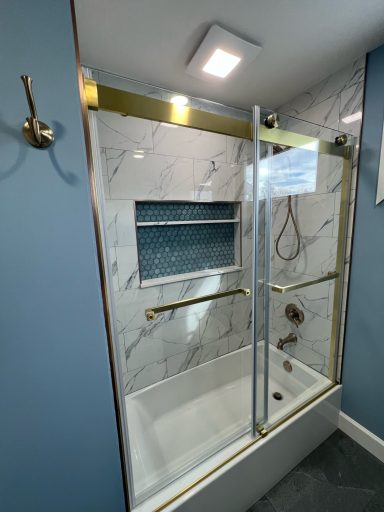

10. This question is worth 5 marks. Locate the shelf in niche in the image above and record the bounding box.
[137,219,240,227]
[140,266,243,288]
[266,271,339,294]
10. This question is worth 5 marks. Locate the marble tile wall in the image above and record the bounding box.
[271,56,366,377]
[97,111,257,393]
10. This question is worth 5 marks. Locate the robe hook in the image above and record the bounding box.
[20,75,54,148]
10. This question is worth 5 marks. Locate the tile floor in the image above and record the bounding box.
[247,430,384,512]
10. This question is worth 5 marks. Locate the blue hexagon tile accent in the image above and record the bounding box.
[137,223,235,280]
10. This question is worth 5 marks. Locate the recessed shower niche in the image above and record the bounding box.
[135,201,242,286]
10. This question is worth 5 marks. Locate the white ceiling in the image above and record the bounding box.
[74,0,384,109]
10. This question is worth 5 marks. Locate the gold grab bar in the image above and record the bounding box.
[145,288,251,321]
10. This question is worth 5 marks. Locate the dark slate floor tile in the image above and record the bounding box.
[266,470,374,512]
[247,496,276,512]
[363,492,384,512]
[299,430,384,493]
[246,430,384,512]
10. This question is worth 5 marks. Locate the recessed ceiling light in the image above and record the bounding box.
[186,24,261,81]
[133,150,145,159]
[202,48,241,78]
[170,95,189,106]
[342,111,362,124]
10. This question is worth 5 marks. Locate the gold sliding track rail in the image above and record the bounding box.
[145,288,250,321]
[83,78,348,158]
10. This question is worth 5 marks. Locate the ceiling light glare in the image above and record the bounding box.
[342,111,362,124]
[202,48,241,78]
[170,95,189,106]
[133,150,145,159]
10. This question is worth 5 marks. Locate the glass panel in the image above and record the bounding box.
[89,82,263,509]
[257,107,354,429]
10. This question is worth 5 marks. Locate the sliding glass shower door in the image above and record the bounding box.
[255,107,354,431]
[87,72,265,508]
[85,68,354,510]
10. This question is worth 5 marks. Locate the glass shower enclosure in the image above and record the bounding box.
[84,69,354,511]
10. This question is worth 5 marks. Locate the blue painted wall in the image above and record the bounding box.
[342,44,384,439]
[0,2,126,511]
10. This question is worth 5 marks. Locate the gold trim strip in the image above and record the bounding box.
[98,84,252,139]
[153,382,336,512]
[83,79,348,157]
[328,148,353,381]
[270,271,339,294]
[145,288,250,321]
[84,78,99,110]
[259,125,345,157]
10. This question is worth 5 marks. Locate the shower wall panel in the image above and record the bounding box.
[270,56,365,376]
[97,112,260,393]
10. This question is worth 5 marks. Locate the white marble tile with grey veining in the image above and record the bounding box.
[271,298,332,355]
[122,314,201,372]
[316,153,343,194]
[272,235,338,277]
[199,302,252,346]
[278,56,365,117]
[228,330,252,352]
[193,159,246,201]
[125,360,167,394]
[97,111,153,151]
[114,285,164,334]
[109,247,119,291]
[270,299,331,376]
[226,137,252,165]
[114,273,232,335]
[271,280,330,321]
[152,122,227,162]
[283,95,340,136]
[339,82,364,137]
[107,148,195,201]
[272,193,335,238]
[166,337,229,379]
[104,199,136,247]
[100,147,108,175]
[115,246,140,291]
[102,175,110,199]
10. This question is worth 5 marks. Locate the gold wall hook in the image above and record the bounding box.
[20,75,54,148]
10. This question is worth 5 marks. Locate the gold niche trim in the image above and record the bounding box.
[83,77,347,157]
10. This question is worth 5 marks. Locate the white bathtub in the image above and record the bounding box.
[125,343,332,509]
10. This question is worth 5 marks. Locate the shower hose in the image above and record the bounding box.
[275,195,301,261]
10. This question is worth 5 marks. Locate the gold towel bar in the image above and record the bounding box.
[145,288,251,321]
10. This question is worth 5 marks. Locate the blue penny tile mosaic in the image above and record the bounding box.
[137,223,235,280]
[136,201,235,222]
